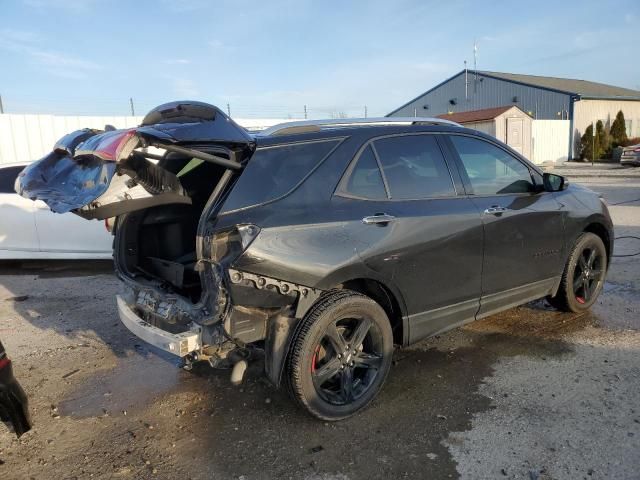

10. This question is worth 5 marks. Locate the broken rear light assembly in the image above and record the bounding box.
[75,128,139,162]
[211,224,260,263]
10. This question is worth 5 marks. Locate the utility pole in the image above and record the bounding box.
[364,105,368,118]
[226,103,231,117]
[0,94,4,114]
[304,105,307,119]
[129,97,135,116]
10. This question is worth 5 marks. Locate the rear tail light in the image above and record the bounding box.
[211,224,260,263]
[74,128,139,162]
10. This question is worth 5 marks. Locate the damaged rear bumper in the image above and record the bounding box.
[116,295,202,357]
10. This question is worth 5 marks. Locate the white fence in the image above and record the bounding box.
[0,114,283,165]
[1,114,573,166]
[531,120,570,164]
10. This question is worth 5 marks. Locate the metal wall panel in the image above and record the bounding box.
[531,120,570,164]
[390,72,573,121]
[572,99,640,157]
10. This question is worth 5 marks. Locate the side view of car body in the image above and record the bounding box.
[0,163,112,260]
[17,101,614,420]
[620,143,640,166]
[0,340,31,437]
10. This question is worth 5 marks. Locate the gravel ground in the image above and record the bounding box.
[0,177,639,480]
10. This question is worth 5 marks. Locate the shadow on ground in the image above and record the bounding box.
[47,303,585,480]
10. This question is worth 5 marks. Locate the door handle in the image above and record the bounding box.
[483,206,508,215]
[362,214,396,225]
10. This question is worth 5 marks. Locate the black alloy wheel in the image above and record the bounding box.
[311,315,384,406]
[572,245,605,305]
[547,232,607,312]
[287,290,393,420]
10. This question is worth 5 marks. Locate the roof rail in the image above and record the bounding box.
[256,117,462,136]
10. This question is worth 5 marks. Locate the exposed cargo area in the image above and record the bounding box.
[116,154,231,302]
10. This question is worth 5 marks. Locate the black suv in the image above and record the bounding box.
[18,101,613,420]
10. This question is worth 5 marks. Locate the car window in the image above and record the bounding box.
[222,139,340,212]
[373,135,455,199]
[449,135,535,195]
[343,146,387,199]
[0,166,24,194]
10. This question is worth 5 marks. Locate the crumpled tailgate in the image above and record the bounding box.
[15,101,254,220]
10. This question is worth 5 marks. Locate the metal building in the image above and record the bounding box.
[388,70,640,159]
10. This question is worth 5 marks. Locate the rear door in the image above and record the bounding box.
[0,165,39,255]
[335,133,483,343]
[445,134,564,317]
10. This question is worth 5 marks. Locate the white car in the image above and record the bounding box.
[0,163,113,259]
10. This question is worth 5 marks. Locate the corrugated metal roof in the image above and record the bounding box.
[436,106,518,123]
[479,71,640,99]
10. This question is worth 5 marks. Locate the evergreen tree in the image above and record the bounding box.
[610,110,628,146]
[596,120,607,159]
[580,124,594,160]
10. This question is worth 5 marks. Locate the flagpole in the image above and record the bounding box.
[473,40,478,95]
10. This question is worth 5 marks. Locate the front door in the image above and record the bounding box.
[334,134,483,342]
[446,134,564,317]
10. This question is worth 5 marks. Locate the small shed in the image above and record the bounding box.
[438,105,533,159]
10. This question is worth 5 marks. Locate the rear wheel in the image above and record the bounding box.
[286,290,393,421]
[547,232,607,312]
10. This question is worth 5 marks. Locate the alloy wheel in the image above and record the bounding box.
[572,246,604,304]
[311,316,384,406]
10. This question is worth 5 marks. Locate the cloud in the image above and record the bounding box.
[207,39,234,52]
[160,0,209,12]
[171,78,199,97]
[218,58,457,118]
[22,0,102,12]
[0,28,101,79]
[163,58,191,65]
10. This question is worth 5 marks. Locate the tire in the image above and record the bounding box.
[286,289,393,421]
[547,232,607,312]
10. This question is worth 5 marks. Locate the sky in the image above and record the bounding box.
[1,0,639,119]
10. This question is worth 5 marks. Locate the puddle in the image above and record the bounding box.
[58,350,186,418]
[464,301,598,341]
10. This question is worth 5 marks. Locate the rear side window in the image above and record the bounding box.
[0,166,23,193]
[222,139,340,212]
[374,135,455,199]
[344,146,387,199]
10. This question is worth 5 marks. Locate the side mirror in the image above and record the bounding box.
[543,172,567,192]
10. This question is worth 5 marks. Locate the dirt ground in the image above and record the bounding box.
[1,177,639,480]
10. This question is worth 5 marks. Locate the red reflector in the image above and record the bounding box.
[0,356,11,370]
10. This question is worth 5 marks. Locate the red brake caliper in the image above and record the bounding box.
[311,345,320,373]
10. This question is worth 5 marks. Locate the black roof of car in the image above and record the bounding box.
[253,122,468,147]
